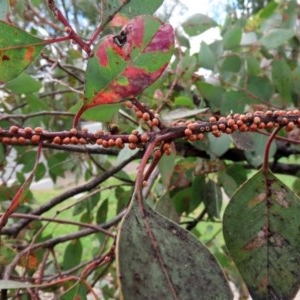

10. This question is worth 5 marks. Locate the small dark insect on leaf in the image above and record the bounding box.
[113,31,127,47]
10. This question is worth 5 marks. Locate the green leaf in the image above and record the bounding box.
[245,134,277,168]
[208,132,231,157]
[196,81,225,111]
[173,96,194,108]
[247,75,274,101]
[96,198,109,224]
[199,41,216,70]
[70,101,121,123]
[221,90,256,115]
[272,59,293,104]
[190,175,205,212]
[202,180,222,219]
[177,54,197,79]
[172,187,192,214]
[34,162,46,182]
[182,13,218,36]
[26,94,50,112]
[62,239,82,271]
[218,171,238,198]
[257,2,278,20]
[117,198,232,299]
[223,169,300,299]
[158,150,176,187]
[102,0,164,25]
[0,20,45,82]
[61,282,87,300]
[221,55,242,73]
[155,193,179,223]
[115,186,131,214]
[175,30,190,48]
[0,243,15,265]
[6,73,41,94]
[260,28,295,49]
[0,280,37,289]
[222,26,242,50]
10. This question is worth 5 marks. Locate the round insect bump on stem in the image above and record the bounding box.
[212,130,221,137]
[154,149,162,159]
[62,137,71,144]
[184,128,193,137]
[209,116,217,123]
[24,127,33,134]
[115,137,124,148]
[108,139,116,147]
[79,138,87,144]
[34,127,43,134]
[142,112,150,121]
[70,128,78,135]
[187,122,196,131]
[253,116,261,124]
[140,133,149,143]
[9,126,19,134]
[102,140,109,148]
[96,138,103,145]
[227,119,236,128]
[53,136,61,144]
[18,137,26,144]
[125,101,133,109]
[65,26,72,34]
[249,123,258,131]
[151,118,159,127]
[218,123,226,132]
[71,136,79,144]
[129,143,137,150]
[197,133,204,140]
[128,134,138,143]
[31,135,41,143]
[285,121,295,132]
[3,137,11,144]
[135,110,143,118]
[188,134,197,141]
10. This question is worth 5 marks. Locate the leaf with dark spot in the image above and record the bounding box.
[73,15,174,127]
[0,21,45,82]
[223,169,300,299]
[116,195,232,299]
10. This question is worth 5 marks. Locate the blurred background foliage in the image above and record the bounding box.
[1,0,300,298]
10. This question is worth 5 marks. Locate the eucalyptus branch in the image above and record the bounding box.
[1,110,300,146]
[0,213,114,236]
[3,210,125,280]
[0,153,138,236]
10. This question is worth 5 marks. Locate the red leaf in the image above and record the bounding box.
[73,15,174,127]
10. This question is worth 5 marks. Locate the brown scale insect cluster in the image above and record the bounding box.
[1,110,300,151]
[125,100,160,128]
[179,109,300,139]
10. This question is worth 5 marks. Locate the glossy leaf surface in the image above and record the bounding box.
[117,196,232,299]
[0,21,44,82]
[223,169,300,299]
[74,15,174,126]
